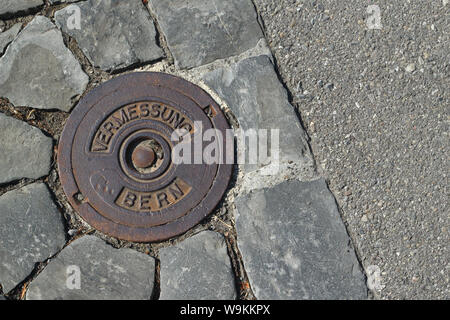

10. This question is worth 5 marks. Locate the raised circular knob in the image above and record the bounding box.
[131,144,156,169]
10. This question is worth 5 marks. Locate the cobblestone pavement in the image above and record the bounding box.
[1,0,370,300]
[253,0,449,299]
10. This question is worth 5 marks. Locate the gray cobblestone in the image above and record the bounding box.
[203,55,313,175]
[0,23,21,54]
[0,183,66,293]
[160,231,236,300]
[55,0,163,71]
[0,0,43,17]
[0,16,88,111]
[0,113,53,184]
[26,235,155,300]
[149,0,264,69]
[235,179,367,300]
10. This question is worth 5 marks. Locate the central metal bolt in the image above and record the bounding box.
[132,144,156,169]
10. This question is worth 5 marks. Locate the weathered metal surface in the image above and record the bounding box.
[132,143,156,169]
[58,72,233,242]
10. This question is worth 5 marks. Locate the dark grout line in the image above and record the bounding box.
[0,177,41,197]
[108,56,166,75]
[0,6,43,21]
[225,232,257,300]
[151,258,161,300]
[145,2,174,66]
[250,0,268,39]
[329,178,372,298]
[5,242,64,300]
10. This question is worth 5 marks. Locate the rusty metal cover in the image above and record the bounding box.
[58,72,233,242]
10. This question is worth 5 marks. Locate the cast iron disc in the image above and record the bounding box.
[58,72,233,242]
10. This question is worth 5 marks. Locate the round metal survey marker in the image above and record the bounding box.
[58,72,233,242]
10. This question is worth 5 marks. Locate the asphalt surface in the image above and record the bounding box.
[253,0,449,299]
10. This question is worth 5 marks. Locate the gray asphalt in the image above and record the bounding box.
[253,0,449,299]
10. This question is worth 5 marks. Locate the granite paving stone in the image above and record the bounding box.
[0,23,21,54]
[0,0,44,17]
[149,0,264,69]
[26,235,156,300]
[0,113,53,184]
[235,179,367,299]
[203,55,312,174]
[160,231,237,300]
[0,183,67,293]
[55,0,164,71]
[0,16,88,112]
